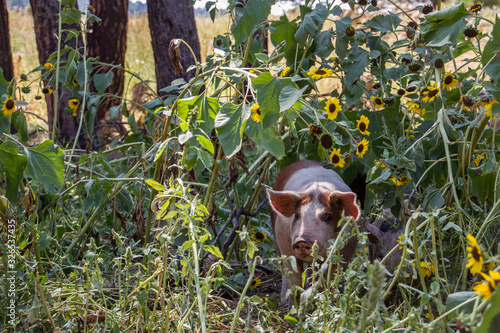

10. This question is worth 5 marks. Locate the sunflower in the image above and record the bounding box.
[330,148,346,168]
[461,96,476,111]
[474,271,500,301]
[2,96,17,116]
[356,138,369,159]
[307,67,333,80]
[44,62,54,71]
[397,235,404,250]
[73,78,80,87]
[42,86,54,95]
[324,97,341,120]
[357,115,370,135]
[473,154,484,168]
[375,160,387,169]
[251,104,261,122]
[442,72,458,91]
[390,175,412,186]
[370,96,384,110]
[421,84,440,103]
[308,124,322,135]
[466,234,483,274]
[485,99,499,118]
[279,66,291,78]
[251,231,268,244]
[420,261,435,277]
[250,278,261,290]
[68,98,79,117]
[469,1,484,13]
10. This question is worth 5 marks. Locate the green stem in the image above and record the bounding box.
[51,0,63,142]
[229,256,259,333]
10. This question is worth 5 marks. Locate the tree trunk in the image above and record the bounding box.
[147,0,201,92]
[87,0,128,139]
[29,0,83,146]
[0,0,14,81]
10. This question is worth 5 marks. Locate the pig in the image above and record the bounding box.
[266,160,361,307]
[364,217,404,272]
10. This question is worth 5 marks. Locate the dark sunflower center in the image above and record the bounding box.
[428,90,438,98]
[255,232,264,240]
[472,246,481,261]
[359,122,366,131]
[471,4,481,12]
[358,144,364,153]
[444,76,453,84]
[331,154,340,164]
[6,100,15,109]
[255,107,261,115]
[329,103,337,113]
[316,69,326,75]
[375,98,382,105]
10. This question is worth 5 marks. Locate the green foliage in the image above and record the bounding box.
[2,0,500,331]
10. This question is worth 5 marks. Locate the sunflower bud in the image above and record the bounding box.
[371,0,377,6]
[464,25,479,38]
[215,38,223,47]
[461,96,474,108]
[434,58,444,69]
[409,63,422,72]
[358,0,367,5]
[320,135,333,149]
[35,95,42,100]
[401,57,411,65]
[373,83,381,89]
[168,39,183,75]
[346,26,355,37]
[383,97,395,106]
[422,4,434,14]
[397,88,406,96]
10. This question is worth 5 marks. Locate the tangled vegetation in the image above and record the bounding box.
[2,0,500,331]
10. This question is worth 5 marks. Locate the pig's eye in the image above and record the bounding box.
[293,213,300,221]
[321,213,333,223]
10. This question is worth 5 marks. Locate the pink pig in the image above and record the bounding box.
[266,160,361,307]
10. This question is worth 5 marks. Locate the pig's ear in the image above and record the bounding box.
[363,219,382,244]
[330,192,360,220]
[266,189,302,218]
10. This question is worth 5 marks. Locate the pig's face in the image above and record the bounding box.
[268,186,360,262]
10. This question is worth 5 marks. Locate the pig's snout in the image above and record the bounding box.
[293,236,315,258]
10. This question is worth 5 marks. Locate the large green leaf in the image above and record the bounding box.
[420,3,470,47]
[245,117,285,159]
[24,140,65,193]
[94,71,113,94]
[0,68,9,97]
[215,103,250,158]
[471,171,496,202]
[423,19,467,47]
[257,77,282,128]
[279,85,307,112]
[294,4,328,46]
[177,96,199,131]
[481,17,500,83]
[312,29,334,58]
[231,0,273,45]
[335,15,352,60]
[270,15,296,47]
[344,48,370,87]
[365,13,401,33]
[0,141,27,205]
[12,110,28,142]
